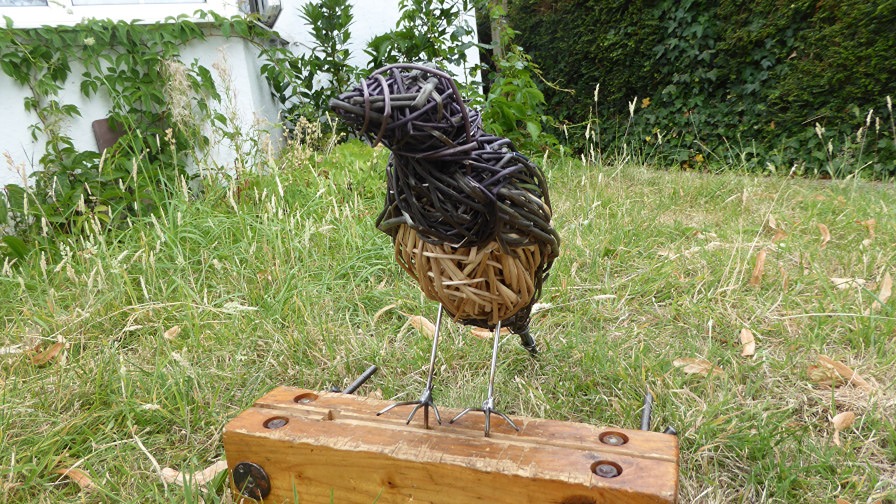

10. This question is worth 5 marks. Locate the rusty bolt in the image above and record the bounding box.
[599,432,627,446]
[232,462,271,499]
[263,416,288,429]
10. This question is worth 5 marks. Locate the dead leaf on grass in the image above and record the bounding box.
[739,329,756,357]
[163,325,181,340]
[0,344,26,356]
[831,411,856,447]
[402,313,435,338]
[870,271,892,312]
[856,218,876,241]
[808,355,872,391]
[30,342,65,366]
[818,223,831,249]
[765,216,788,240]
[808,364,842,387]
[749,249,767,287]
[859,219,875,247]
[531,302,554,313]
[830,277,866,290]
[373,303,398,322]
[673,357,723,376]
[161,460,227,487]
[53,468,96,491]
[470,326,511,339]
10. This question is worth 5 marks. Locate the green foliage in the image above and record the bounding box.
[0,3,558,268]
[299,0,357,104]
[478,18,557,153]
[364,0,478,74]
[508,0,896,176]
[0,14,274,262]
[259,0,359,130]
[507,0,662,137]
[356,0,556,153]
[260,0,556,154]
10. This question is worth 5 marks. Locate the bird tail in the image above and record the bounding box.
[516,326,539,356]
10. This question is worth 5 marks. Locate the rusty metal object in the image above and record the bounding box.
[232,461,271,500]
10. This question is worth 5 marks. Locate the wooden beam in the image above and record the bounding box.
[223,387,679,503]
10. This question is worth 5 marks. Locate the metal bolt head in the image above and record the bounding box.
[264,416,288,429]
[599,431,628,446]
[592,461,621,478]
[293,392,319,404]
[232,462,271,499]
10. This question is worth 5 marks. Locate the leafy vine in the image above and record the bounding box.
[0,13,274,259]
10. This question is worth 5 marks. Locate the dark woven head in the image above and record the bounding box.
[330,64,560,331]
[329,64,480,156]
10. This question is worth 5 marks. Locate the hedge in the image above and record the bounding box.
[508,0,896,176]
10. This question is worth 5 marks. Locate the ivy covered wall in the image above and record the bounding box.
[0,18,279,187]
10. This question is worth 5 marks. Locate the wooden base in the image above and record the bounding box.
[223,387,679,503]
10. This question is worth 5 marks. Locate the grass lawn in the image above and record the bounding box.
[2,140,895,502]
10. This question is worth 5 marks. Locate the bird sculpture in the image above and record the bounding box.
[330,63,560,436]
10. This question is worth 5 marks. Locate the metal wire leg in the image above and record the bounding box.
[449,320,520,437]
[377,305,443,429]
[517,326,538,355]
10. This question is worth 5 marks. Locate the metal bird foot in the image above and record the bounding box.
[448,320,519,437]
[377,385,442,429]
[450,395,519,438]
[376,305,446,430]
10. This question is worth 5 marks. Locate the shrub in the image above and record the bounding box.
[508,0,896,176]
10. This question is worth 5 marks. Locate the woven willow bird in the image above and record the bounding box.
[330,64,560,436]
